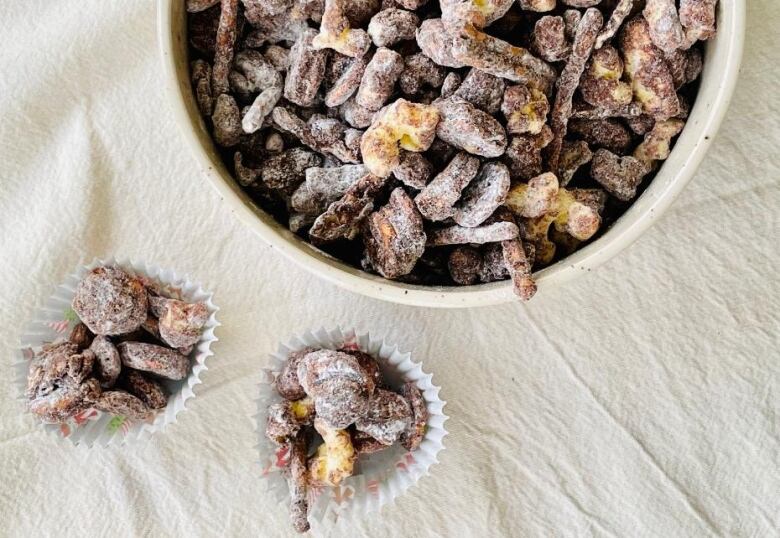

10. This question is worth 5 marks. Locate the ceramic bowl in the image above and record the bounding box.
[158,0,745,307]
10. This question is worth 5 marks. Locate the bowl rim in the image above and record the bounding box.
[157,0,745,308]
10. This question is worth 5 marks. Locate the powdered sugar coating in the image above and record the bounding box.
[72,266,148,336]
[297,350,373,429]
[427,221,519,246]
[365,188,427,279]
[117,342,190,381]
[355,389,411,445]
[434,96,507,158]
[89,335,122,389]
[415,152,479,221]
[453,162,511,228]
[94,390,151,420]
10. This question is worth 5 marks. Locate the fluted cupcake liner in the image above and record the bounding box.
[13,257,220,447]
[255,326,448,532]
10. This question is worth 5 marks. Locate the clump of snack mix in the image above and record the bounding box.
[265,345,428,533]
[25,265,209,424]
[188,0,717,301]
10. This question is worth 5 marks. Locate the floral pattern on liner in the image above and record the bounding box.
[255,327,448,530]
[13,257,220,447]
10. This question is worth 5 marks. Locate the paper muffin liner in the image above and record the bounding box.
[13,257,220,447]
[255,327,448,532]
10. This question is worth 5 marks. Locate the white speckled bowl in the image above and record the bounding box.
[158,0,744,308]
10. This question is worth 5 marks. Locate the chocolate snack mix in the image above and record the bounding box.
[188,0,716,301]
[25,264,210,425]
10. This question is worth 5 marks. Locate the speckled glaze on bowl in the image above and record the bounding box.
[157,0,744,308]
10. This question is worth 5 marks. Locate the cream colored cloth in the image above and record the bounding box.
[1,1,778,537]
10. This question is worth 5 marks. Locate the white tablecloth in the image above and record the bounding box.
[1,2,778,537]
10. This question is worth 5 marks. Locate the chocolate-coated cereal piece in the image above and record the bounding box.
[266,398,316,443]
[416,19,466,69]
[400,381,427,451]
[454,69,505,114]
[427,221,519,246]
[517,0,556,12]
[285,29,328,107]
[632,118,685,167]
[502,85,549,135]
[558,140,593,185]
[453,162,511,228]
[191,60,214,117]
[340,348,383,387]
[364,188,427,279]
[361,98,440,177]
[309,173,388,241]
[569,118,632,154]
[665,48,703,89]
[440,72,461,98]
[533,16,570,63]
[561,0,601,7]
[325,56,368,107]
[272,107,360,163]
[313,0,372,58]
[277,347,318,400]
[233,50,284,132]
[643,0,684,53]
[580,46,633,111]
[450,23,556,91]
[212,94,242,147]
[548,8,603,173]
[398,53,446,96]
[188,4,221,56]
[89,335,122,389]
[448,246,483,285]
[368,8,419,47]
[502,236,537,301]
[356,47,404,111]
[415,152,480,221]
[72,266,148,336]
[434,96,507,158]
[292,164,369,216]
[265,45,291,71]
[479,243,509,282]
[94,390,151,420]
[153,297,210,350]
[505,172,559,218]
[621,16,680,120]
[355,389,411,445]
[393,151,433,189]
[122,369,168,410]
[340,97,374,128]
[679,0,717,47]
[261,148,323,193]
[590,148,648,201]
[595,0,633,49]
[117,342,190,381]
[287,433,311,533]
[563,9,582,40]
[352,429,389,454]
[297,351,373,429]
[69,323,93,351]
[212,0,240,95]
[503,125,554,180]
[29,377,101,424]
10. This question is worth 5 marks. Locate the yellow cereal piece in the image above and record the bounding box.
[308,418,356,487]
[361,99,440,177]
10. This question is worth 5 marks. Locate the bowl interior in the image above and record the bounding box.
[158,0,744,308]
